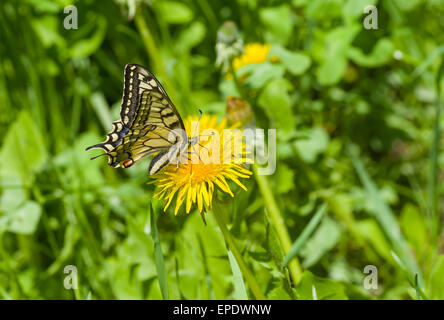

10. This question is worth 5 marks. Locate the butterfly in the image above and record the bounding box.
[86,63,189,175]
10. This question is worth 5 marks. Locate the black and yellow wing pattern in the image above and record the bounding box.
[86,63,185,175]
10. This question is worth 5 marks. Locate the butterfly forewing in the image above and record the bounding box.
[86,63,185,171]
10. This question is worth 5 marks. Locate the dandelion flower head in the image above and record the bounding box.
[151,115,252,215]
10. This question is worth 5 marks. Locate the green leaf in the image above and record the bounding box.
[0,179,27,212]
[293,126,330,163]
[355,219,392,260]
[399,204,427,255]
[266,279,293,300]
[306,0,343,20]
[348,39,394,67]
[26,0,62,13]
[149,202,169,300]
[316,25,360,85]
[273,163,295,194]
[259,5,293,45]
[0,201,42,235]
[269,45,311,75]
[154,1,194,24]
[31,16,65,48]
[0,111,47,184]
[238,62,285,89]
[296,271,348,300]
[227,248,248,300]
[429,255,444,299]
[317,56,348,86]
[67,17,107,58]
[176,21,206,54]
[393,0,422,11]
[257,78,295,139]
[265,215,285,270]
[342,0,378,20]
[300,216,341,268]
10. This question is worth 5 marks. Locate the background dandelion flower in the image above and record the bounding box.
[151,115,252,215]
[233,43,271,71]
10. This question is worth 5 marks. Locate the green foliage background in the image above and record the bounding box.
[0,0,443,300]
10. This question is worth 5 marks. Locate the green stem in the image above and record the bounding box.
[226,57,303,285]
[212,201,266,300]
[253,164,303,285]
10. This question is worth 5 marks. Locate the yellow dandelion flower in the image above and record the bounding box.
[233,43,272,71]
[150,115,252,215]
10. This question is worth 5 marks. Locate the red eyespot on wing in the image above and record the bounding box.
[123,159,134,168]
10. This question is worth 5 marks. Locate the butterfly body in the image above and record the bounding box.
[86,64,188,175]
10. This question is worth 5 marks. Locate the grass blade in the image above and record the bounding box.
[227,248,248,300]
[197,235,215,299]
[149,201,169,300]
[428,57,443,239]
[350,145,423,286]
[391,251,428,300]
[90,92,113,132]
[283,204,327,267]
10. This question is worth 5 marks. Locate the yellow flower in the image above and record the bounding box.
[151,115,252,215]
[233,43,271,71]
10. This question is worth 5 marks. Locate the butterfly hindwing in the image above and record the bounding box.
[86,63,185,172]
[85,120,129,154]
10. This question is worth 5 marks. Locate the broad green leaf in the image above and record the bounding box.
[31,16,65,48]
[355,219,392,261]
[317,56,348,86]
[25,0,62,13]
[342,0,378,20]
[257,78,295,139]
[238,62,285,89]
[399,204,427,256]
[55,132,104,186]
[219,79,241,100]
[154,1,193,24]
[273,163,294,194]
[176,21,206,54]
[296,271,348,300]
[393,0,422,11]
[269,45,311,75]
[429,255,444,299]
[67,17,107,58]
[0,178,27,212]
[266,279,293,300]
[348,39,394,67]
[0,111,47,184]
[1,201,42,235]
[259,5,293,45]
[316,25,360,85]
[306,0,343,20]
